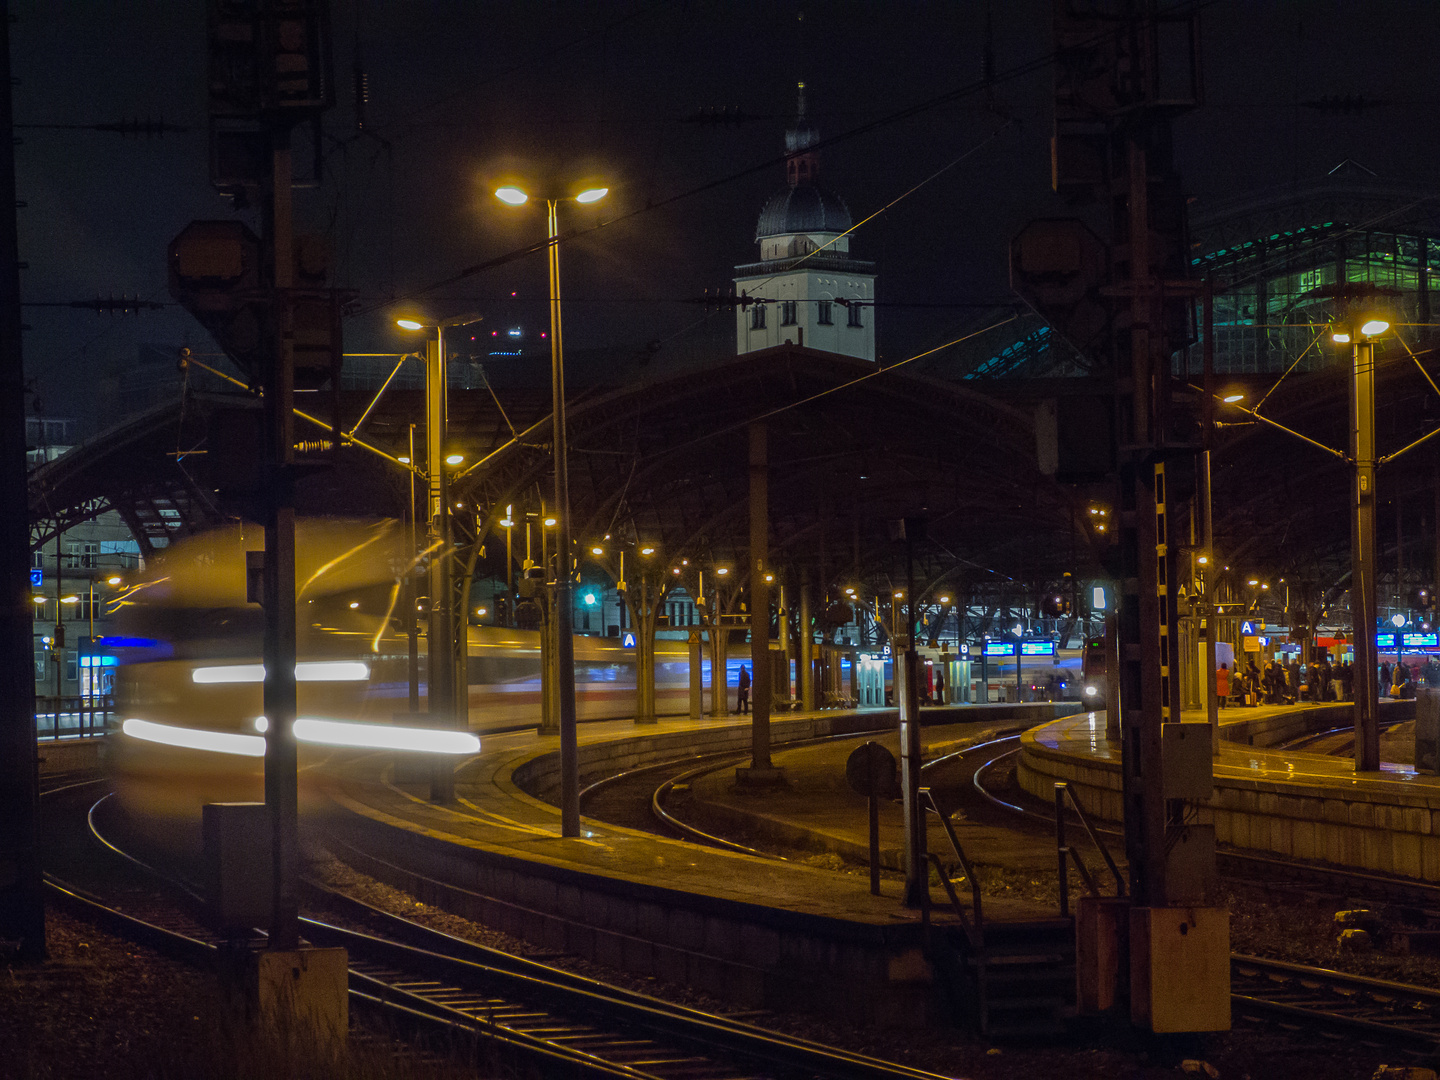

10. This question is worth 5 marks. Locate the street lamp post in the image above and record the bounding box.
[1346,318,1388,771]
[398,313,481,802]
[496,184,607,837]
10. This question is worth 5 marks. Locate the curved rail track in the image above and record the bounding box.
[40,778,955,1080]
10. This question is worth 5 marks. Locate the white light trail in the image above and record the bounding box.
[192,661,371,684]
[121,718,265,757]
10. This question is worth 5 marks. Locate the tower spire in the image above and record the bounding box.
[784,80,819,187]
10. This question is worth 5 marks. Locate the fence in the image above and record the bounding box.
[34,695,114,739]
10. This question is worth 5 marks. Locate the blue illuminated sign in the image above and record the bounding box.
[983,641,1014,658]
[621,631,637,648]
[1020,641,1056,657]
[1377,632,1398,649]
[29,567,42,587]
[1404,632,1439,649]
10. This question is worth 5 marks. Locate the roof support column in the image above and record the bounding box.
[738,421,783,786]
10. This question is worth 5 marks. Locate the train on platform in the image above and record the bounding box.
[105,519,701,853]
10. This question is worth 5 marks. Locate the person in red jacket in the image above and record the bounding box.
[1215,663,1230,709]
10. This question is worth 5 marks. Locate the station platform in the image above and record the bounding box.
[1017,700,1439,880]
[315,702,1081,1028]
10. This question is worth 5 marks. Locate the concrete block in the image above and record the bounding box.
[637,902,667,943]
[669,909,704,951]
[564,922,595,960]
[738,922,781,964]
[1349,802,1375,829]
[557,883,585,922]
[608,897,638,936]
[621,933,654,975]
[539,914,567,953]
[1406,807,1430,835]
[594,930,625,970]
[225,947,348,1059]
[1321,800,1350,825]
[1129,907,1230,1033]
[1361,829,1386,873]
[1423,838,1440,882]
[1293,819,1316,861]
[1394,832,1424,878]
[703,916,739,959]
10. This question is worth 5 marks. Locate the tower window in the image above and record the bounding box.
[817,300,833,325]
[847,303,864,328]
[750,304,766,330]
[780,300,797,326]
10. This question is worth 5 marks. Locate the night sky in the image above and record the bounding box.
[12,1,1440,428]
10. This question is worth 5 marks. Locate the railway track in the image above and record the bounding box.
[966,737,1440,1053]
[41,780,956,1080]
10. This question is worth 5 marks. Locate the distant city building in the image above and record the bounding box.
[734,84,876,361]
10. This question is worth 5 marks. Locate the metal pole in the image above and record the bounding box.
[746,421,774,773]
[1353,337,1381,771]
[688,628,703,719]
[0,0,43,955]
[1202,280,1219,754]
[547,200,581,836]
[407,424,419,715]
[900,531,926,908]
[799,576,815,711]
[262,123,301,951]
[426,332,455,802]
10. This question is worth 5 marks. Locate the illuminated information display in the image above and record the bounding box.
[1377,632,1398,650]
[1020,641,1056,657]
[1404,632,1439,649]
[983,641,1015,658]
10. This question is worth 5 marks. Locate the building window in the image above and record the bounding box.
[847,302,864,328]
[817,300,833,325]
[750,303,766,330]
[33,648,45,680]
[780,300,797,326]
[64,542,97,569]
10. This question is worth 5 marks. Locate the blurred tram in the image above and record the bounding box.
[107,519,698,852]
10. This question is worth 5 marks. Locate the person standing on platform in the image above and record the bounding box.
[1340,661,1353,701]
[1320,655,1334,701]
[933,665,944,705]
[1381,660,1393,697]
[1287,657,1301,702]
[737,665,751,714]
[1216,662,1230,709]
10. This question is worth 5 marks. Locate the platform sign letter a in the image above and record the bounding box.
[1240,620,1255,636]
[622,632,637,648]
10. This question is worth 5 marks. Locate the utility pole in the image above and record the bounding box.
[425,330,455,802]
[0,0,44,961]
[738,422,781,785]
[897,518,926,908]
[1352,332,1381,770]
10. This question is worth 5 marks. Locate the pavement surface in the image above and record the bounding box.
[322,709,1063,927]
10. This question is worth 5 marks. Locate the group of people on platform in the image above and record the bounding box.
[1216,654,1440,707]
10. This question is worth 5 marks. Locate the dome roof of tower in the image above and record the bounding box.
[755,183,852,240]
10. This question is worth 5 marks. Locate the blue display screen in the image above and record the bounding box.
[1404,632,1438,648]
[1377,632,1398,649]
[1020,641,1056,657]
[983,642,1014,658]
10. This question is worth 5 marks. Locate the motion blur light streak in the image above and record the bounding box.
[292,718,480,754]
[121,718,265,757]
[191,661,371,684]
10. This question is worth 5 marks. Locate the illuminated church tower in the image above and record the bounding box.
[734,84,876,360]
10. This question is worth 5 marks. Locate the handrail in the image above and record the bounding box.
[918,786,983,950]
[1054,781,1125,917]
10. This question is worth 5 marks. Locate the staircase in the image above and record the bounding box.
[970,917,1076,1037]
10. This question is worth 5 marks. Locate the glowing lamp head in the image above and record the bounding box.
[1393,613,1408,628]
[31,596,44,604]
[107,576,122,585]
[939,596,951,604]
[1361,318,1390,337]
[445,453,464,465]
[1222,393,1244,404]
[494,187,528,206]
[397,456,410,465]
[591,546,604,556]
[544,517,557,527]
[574,187,608,204]
[1197,555,1209,565]
[583,593,597,605]
[716,567,729,576]
[764,574,774,583]
[1332,330,1352,344]
[641,546,655,555]
[396,318,425,331]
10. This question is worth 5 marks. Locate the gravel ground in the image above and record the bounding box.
[310,851,1413,1080]
[1,907,493,1079]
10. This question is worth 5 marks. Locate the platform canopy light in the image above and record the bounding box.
[445,453,464,465]
[1222,392,1245,403]
[494,186,528,205]
[574,187,609,204]
[1361,318,1390,336]
[583,592,597,605]
[1393,613,1408,628]
[107,575,122,585]
[716,567,729,576]
[641,546,655,555]
[544,517,557,527]
[591,546,604,556]
[395,318,425,331]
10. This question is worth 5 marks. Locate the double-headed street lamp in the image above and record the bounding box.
[495,183,608,838]
[396,311,481,803]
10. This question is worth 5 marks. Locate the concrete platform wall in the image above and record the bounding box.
[1018,702,1439,879]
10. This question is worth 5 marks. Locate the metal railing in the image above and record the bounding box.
[34,695,114,739]
[918,786,986,1031]
[1053,780,1125,918]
